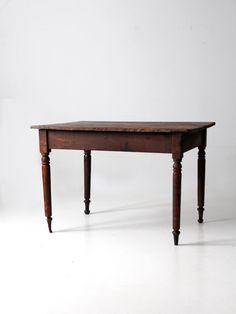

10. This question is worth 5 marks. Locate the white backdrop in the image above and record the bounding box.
[1,2,236,314]
[0,0,235,216]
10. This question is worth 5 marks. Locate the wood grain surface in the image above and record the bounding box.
[31,121,215,133]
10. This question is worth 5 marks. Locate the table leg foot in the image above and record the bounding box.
[197,207,204,223]
[84,200,90,215]
[47,217,53,233]
[172,230,180,245]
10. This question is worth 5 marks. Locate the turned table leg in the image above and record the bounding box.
[197,145,206,223]
[172,156,182,245]
[41,152,52,232]
[84,150,91,215]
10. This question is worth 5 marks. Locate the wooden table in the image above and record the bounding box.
[31,121,215,245]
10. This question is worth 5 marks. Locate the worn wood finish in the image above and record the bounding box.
[84,150,91,215]
[48,131,172,153]
[172,157,182,245]
[197,147,206,223]
[41,153,52,233]
[171,133,183,246]
[32,121,215,133]
[32,121,215,245]
[197,130,207,223]
[39,130,52,233]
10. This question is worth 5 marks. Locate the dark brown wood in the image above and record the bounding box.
[48,131,172,153]
[84,150,91,215]
[197,130,207,223]
[41,153,52,233]
[197,150,206,223]
[172,156,182,245]
[32,121,215,245]
[182,131,203,152]
[172,133,183,246]
[31,121,215,133]
[39,130,53,233]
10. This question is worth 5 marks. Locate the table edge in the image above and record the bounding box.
[30,122,216,133]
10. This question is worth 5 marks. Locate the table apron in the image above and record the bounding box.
[47,130,173,153]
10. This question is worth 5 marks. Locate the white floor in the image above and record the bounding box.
[0,196,236,314]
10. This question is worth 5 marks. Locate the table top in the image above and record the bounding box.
[31,121,215,133]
